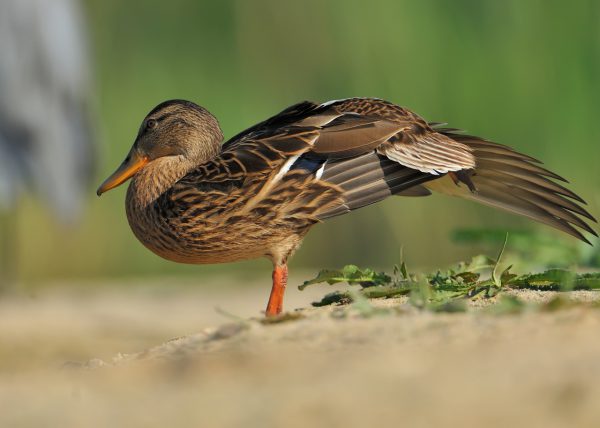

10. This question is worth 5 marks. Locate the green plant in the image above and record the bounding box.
[300,236,600,312]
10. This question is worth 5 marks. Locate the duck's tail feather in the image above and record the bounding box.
[425,127,597,244]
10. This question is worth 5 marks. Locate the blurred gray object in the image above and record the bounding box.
[0,0,95,284]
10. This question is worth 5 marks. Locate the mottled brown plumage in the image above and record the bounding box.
[97,97,596,316]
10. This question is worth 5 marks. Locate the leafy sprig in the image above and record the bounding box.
[300,236,600,311]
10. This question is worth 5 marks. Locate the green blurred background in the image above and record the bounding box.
[10,0,600,284]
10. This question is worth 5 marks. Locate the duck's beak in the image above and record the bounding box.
[96,149,149,196]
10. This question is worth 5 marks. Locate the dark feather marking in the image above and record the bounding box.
[316,149,436,219]
[476,169,594,219]
[422,127,596,242]
[469,178,590,243]
[222,101,321,150]
[290,156,326,174]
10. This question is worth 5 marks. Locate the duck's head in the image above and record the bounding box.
[97,99,223,196]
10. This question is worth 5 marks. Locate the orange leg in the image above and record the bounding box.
[265,264,288,317]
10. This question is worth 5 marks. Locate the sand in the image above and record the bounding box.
[2,276,600,428]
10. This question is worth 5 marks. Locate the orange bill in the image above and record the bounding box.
[96,150,148,196]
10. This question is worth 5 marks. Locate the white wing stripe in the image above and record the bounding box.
[315,160,327,180]
[272,154,301,184]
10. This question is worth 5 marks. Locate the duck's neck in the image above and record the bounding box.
[127,155,197,208]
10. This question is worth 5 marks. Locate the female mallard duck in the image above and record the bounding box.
[97,98,596,316]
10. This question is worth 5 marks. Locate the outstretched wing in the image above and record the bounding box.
[185,98,476,185]
[427,125,597,243]
[173,97,595,243]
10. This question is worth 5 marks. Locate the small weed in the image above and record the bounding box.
[301,236,600,314]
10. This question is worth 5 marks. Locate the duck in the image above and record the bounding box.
[97,98,596,316]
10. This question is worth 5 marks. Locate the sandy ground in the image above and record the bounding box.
[2,275,600,428]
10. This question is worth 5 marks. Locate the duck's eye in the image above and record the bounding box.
[146,119,158,130]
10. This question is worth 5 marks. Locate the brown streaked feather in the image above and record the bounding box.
[425,126,596,242]
[181,129,319,185]
[377,131,475,174]
[221,98,479,179]
[443,132,587,199]
[330,98,425,123]
[316,98,476,173]
[456,139,543,164]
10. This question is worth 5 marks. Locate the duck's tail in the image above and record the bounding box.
[424,126,597,244]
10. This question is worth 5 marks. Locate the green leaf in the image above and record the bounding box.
[492,233,509,288]
[361,285,411,299]
[509,270,600,290]
[400,261,408,280]
[299,265,391,290]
